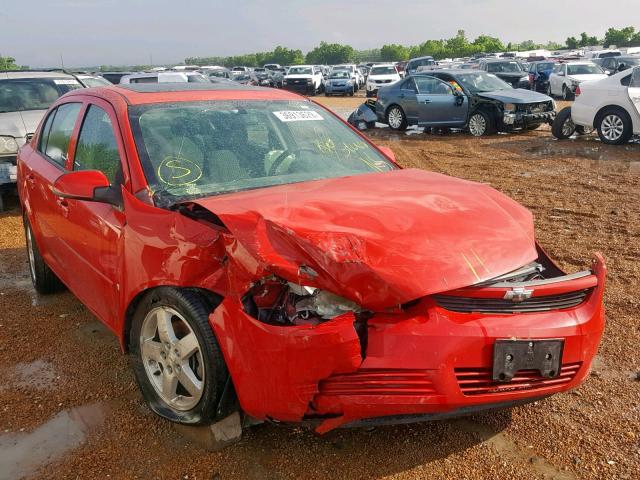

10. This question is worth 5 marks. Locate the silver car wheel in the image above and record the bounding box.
[469,113,487,136]
[25,226,37,283]
[562,116,576,137]
[388,108,403,129]
[140,306,205,411]
[601,114,624,141]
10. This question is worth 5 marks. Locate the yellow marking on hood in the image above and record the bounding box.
[470,248,491,274]
[461,252,481,281]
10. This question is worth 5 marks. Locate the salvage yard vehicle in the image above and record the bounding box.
[527,61,555,93]
[365,64,401,97]
[283,65,324,95]
[477,59,530,89]
[548,62,607,100]
[0,70,83,210]
[599,56,640,75]
[251,68,275,87]
[552,66,640,145]
[331,64,363,90]
[377,70,556,136]
[405,55,436,75]
[324,70,355,96]
[18,82,606,435]
[120,71,209,84]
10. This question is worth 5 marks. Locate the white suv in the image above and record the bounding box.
[552,66,640,145]
[548,62,608,100]
[365,64,401,97]
[283,65,324,95]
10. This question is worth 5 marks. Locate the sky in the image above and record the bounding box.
[2,0,640,67]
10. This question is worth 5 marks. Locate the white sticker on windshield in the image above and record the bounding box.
[54,79,81,85]
[273,110,324,122]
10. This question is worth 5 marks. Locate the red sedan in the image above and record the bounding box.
[17,83,606,433]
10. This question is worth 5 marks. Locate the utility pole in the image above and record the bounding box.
[60,54,65,70]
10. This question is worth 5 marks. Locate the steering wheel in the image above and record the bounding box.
[267,147,317,176]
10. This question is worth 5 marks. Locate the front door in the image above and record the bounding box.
[56,100,128,327]
[413,76,468,126]
[398,77,419,123]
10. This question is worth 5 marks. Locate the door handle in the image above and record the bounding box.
[399,93,405,98]
[421,99,432,104]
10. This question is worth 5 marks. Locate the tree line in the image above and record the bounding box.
[3,26,639,71]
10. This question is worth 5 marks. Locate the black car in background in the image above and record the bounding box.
[375,70,556,136]
[599,56,640,75]
[527,61,556,93]
[477,59,530,89]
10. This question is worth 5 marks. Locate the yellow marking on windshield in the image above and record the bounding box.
[157,156,203,186]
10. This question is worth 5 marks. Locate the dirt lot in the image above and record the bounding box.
[1,94,639,480]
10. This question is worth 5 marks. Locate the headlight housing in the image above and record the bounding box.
[243,277,362,326]
[503,103,516,113]
[0,136,19,155]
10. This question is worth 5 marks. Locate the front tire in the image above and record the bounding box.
[129,287,228,425]
[468,110,495,136]
[386,105,408,130]
[24,219,65,294]
[596,108,633,145]
[551,106,576,139]
[562,85,574,101]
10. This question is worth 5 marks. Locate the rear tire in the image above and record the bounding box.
[24,219,65,294]
[386,105,408,131]
[551,106,575,139]
[129,287,228,425]
[596,107,633,145]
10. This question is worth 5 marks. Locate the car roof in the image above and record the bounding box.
[64,83,304,105]
[0,70,77,80]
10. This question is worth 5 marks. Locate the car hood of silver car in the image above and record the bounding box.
[477,88,553,104]
[0,109,47,142]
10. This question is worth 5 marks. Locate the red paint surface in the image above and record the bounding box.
[17,86,607,432]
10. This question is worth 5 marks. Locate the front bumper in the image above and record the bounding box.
[282,82,315,94]
[210,255,606,433]
[503,110,556,128]
[0,156,18,186]
[325,84,353,94]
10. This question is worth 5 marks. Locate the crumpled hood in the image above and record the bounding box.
[191,169,537,309]
[478,88,552,104]
[0,109,47,140]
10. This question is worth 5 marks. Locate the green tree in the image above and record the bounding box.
[380,44,410,62]
[566,36,579,49]
[472,35,505,54]
[603,26,636,47]
[0,56,19,70]
[305,42,355,65]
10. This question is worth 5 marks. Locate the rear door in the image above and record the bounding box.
[628,67,640,123]
[413,76,467,126]
[24,102,83,275]
[56,99,128,326]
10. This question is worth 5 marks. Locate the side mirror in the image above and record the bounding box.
[378,146,396,162]
[605,70,612,75]
[52,170,122,207]
[557,71,565,77]
[454,90,465,106]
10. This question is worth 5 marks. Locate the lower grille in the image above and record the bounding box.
[455,362,582,396]
[319,369,436,396]
[434,289,590,314]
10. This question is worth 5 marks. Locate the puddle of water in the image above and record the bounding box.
[0,403,107,480]
[4,360,59,391]
[453,418,576,480]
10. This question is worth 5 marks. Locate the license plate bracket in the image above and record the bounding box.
[492,339,564,382]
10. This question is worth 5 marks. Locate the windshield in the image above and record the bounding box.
[0,78,82,113]
[370,66,397,75]
[567,64,605,75]
[486,62,523,73]
[288,67,312,75]
[129,100,395,206]
[455,72,513,93]
[622,58,640,66]
[536,62,554,72]
[80,76,112,87]
[329,71,350,79]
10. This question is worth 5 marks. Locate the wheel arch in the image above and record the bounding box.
[593,104,633,128]
[121,285,224,353]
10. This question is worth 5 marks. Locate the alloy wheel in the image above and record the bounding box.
[600,114,624,141]
[140,306,205,411]
[388,108,403,129]
[469,114,487,136]
[561,116,576,137]
[25,226,36,283]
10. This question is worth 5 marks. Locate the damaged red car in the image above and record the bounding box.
[17,83,606,433]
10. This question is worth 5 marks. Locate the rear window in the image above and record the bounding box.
[567,64,604,75]
[0,78,82,113]
[370,66,397,75]
[536,63,554,72]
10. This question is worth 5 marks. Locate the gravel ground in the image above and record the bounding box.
[0,95,639,480]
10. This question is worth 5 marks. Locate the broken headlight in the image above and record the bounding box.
[243,277,362,327]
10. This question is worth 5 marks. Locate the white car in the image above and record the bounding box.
[548,62,608,100]
[552,66,640,145]
[282,65,324,95]
[365,64,401,97]
[120,72,209,84]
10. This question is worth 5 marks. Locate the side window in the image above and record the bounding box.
[73,105,122,185]
[44,103,82,167]
[38,109,57,153]
[414,77,452,95]
[630,67,640,88]
[402,78,416,92]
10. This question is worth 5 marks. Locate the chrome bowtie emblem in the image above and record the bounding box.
[504,287,533,303]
